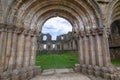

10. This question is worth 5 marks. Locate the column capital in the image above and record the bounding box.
[90,28,96,36]
[13,27,22,34]
[96,28,104,35]
[77,27,105,38]
[79,31,85,37]
[22,29,30,36]
[85,30,91,37]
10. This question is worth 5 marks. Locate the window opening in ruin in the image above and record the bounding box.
[43,35,47,41]
[61,36,64,40]
[53,44,55,49]
[43,44,47,50]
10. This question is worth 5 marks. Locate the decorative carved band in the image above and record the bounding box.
[0,24,39,36]
[78,28,104,37]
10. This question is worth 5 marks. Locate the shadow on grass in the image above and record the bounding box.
[36,52,79,70]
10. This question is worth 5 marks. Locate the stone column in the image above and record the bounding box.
[102,30,111,67]
[78,36,84,65]
[95,33,103,67]
[69,40,73,50]
[89,33,96,66]
[0,29,6,73]
[1,30,8,73]
[30,36,37,66]
[0,31,2,73]
[64,43,66,50]
[4,29,12,71]
[16,33,25,69]
[76,28,117,79]
[24,35,31,67]
[72,40,76,50]
[84,35,89,65]
[8,32,18,71]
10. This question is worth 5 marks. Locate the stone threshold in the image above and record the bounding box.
[41,68,74,76]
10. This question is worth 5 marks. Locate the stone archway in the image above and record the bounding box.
[0,0,118,80]
[109,20,120,60]
[107,0,120,61]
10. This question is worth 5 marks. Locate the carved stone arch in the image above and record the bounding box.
[107,0,120,62]
[0,0,2,23]
[37,10,76,31]
[7,0,102,31]
[107,0,120,28]
[0,0,118,80]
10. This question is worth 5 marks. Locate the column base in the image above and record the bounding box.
[0,66,42,80]
[74,64,119,80]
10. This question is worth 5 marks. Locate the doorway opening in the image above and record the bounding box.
[36,17,79,69]
[109,20,120,66]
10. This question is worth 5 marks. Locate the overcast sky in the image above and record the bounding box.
[42,17,72,40]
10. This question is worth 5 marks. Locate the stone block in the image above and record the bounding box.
[74,64,81,72]
[19,68,27,80]
[1,72,11,80]
[81,65,87,74]
[27,67,34,79]
[87,65,93,75]
[93,66,101,77]
[11,70,20,80]
[33,66,42,76]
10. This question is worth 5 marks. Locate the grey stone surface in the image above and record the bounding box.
[41,68,74,76]
[41,69,55,76]
[31,69,91,80]
[0,0,120,80]
[31,73,91,80]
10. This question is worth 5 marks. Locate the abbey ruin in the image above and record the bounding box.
[37,32,78,54]
[0,0,120,80]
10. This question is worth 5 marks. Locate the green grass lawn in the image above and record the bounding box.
[36,52,120,70]
[111,60,120,66]
[36,52,78,69]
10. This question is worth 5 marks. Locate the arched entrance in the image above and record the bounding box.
[107,0,120,66]
[109,20,120,60]
[36,16,78,69]
[0,0,118,80]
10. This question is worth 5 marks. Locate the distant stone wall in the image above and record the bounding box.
[37,32,78,54]
[109,20,120,60]
[110,47,120,60]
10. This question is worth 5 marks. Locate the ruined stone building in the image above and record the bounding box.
[37,32,78,54]
[0,0,120,80]
[109,20,120,60]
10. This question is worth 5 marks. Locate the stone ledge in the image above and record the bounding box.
[0,66,42,80]
[74,64,119,80]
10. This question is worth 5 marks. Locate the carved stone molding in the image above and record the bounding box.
[0,24,39,36]
[96,28,104,35]
[78,28,104,37]
[79,31,85,37]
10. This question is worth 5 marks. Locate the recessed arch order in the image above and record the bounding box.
[7,0,101,32]
[107,0,120,28]
[0,0,118,80]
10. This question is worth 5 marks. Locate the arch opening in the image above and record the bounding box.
[37,16,79,69]
[108,0,120,63]
[43,35,47,41]
[0,0,116,79]
[42,17,72,40]
[109,19,120,61]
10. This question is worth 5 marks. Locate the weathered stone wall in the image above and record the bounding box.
[75,28,118,78]
[0,24,41,80]
[37,32,78,54]
[0,0,120,80]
